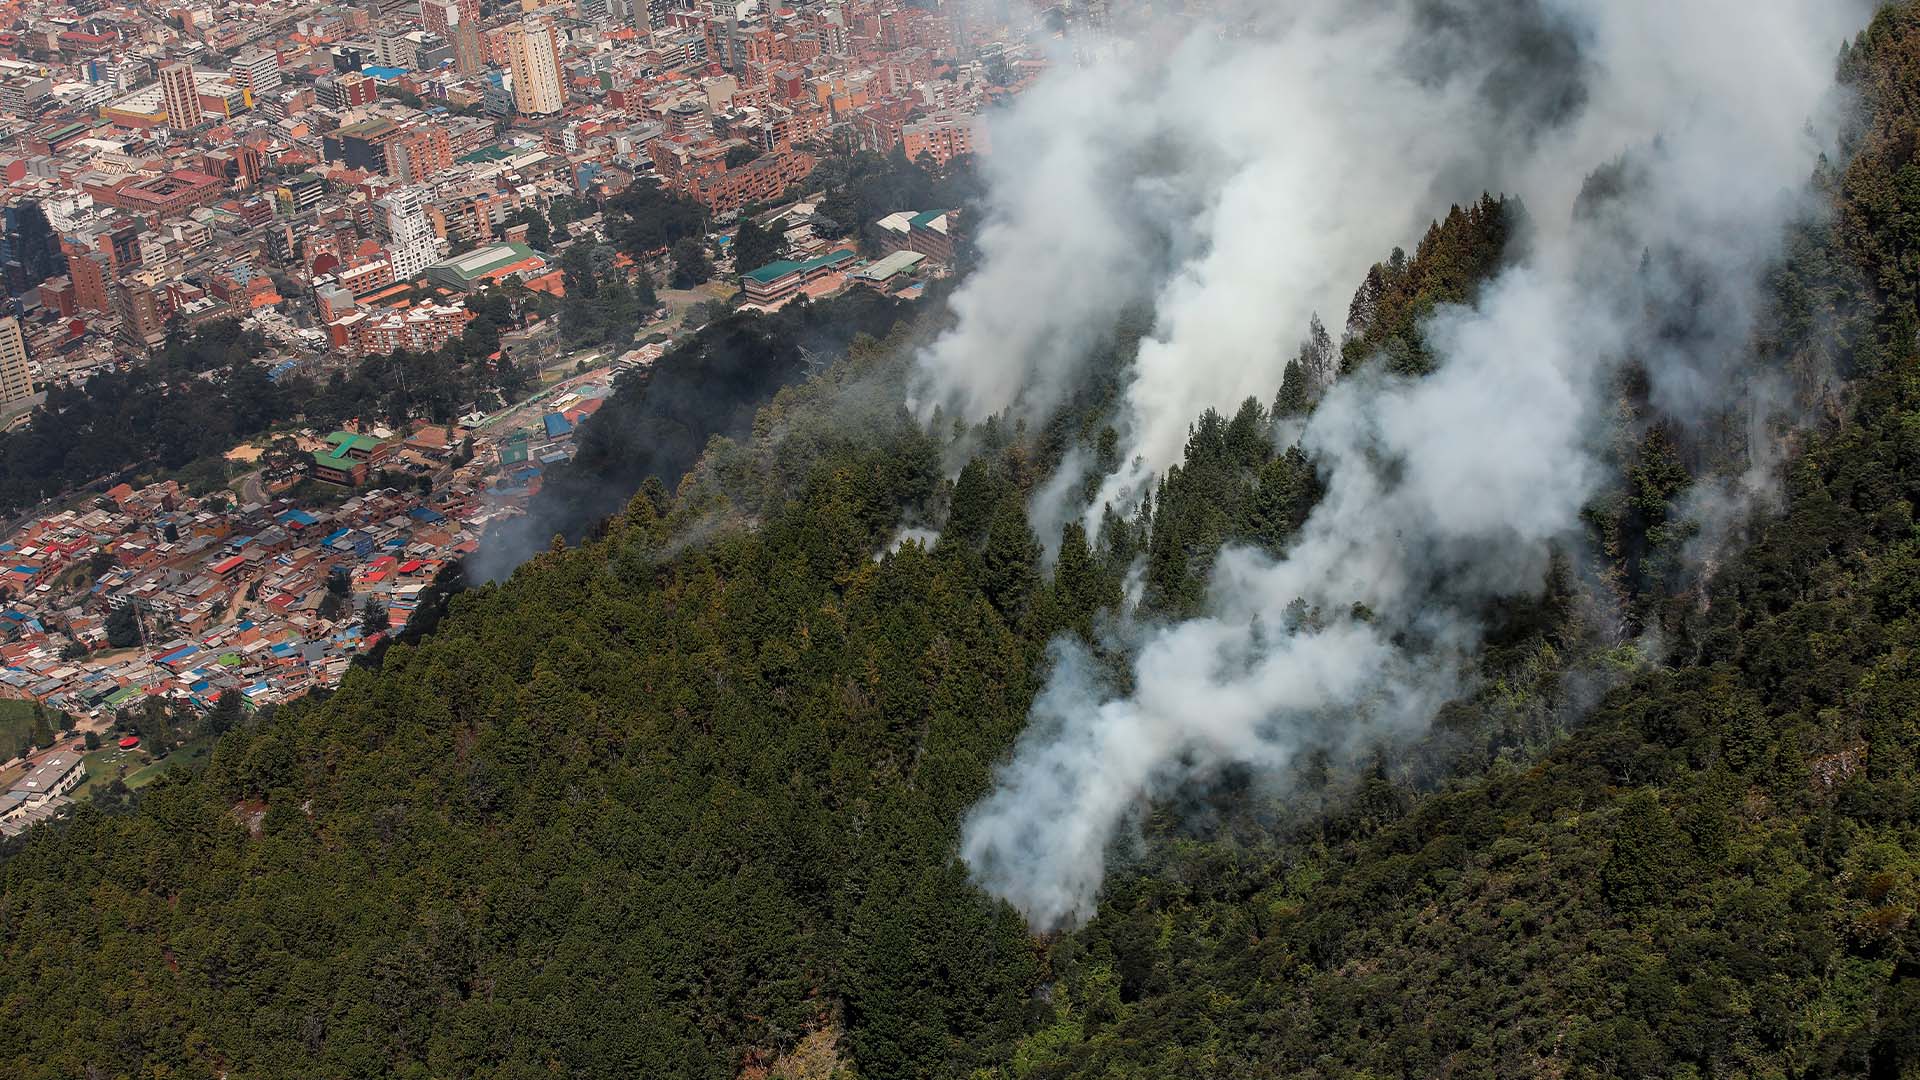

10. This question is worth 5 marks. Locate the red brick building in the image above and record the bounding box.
[86,171,226,217]
[684,150,816,215]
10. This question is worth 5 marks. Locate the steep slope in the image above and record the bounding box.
[983,8,1920,1078]
[8,9,1920,1080]
[0,333,1055,1080]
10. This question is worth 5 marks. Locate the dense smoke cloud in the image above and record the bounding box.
[952,0,1867,931]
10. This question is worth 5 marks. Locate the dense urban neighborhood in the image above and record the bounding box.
[0,0,1053,827]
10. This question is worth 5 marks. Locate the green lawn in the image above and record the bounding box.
[69,745,151,800]
[0,699,41,752]
[0,700,76,763]
[121,738,214,790]
[72,736,216,800]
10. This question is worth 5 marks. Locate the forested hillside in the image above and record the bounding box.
[8,7,1920,1080]
[471,288,918,579]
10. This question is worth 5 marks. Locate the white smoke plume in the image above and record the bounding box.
[953,0,1868,932]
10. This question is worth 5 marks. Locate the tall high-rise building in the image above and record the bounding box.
[637,0,668,30]
[505,19,564,116]
[113,274,169,356]
[0,200,65,299]
[61,240,108,313]
[0,317,31,408]
[377,187,439,281]
[422,0,480,37]
[451,22,486,75]
[230,47,281,99]
[157,62,203,128]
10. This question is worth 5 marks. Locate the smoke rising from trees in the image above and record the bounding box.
[949,0,1867,931]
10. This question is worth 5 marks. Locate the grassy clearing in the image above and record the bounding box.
[69,745,151,799]
[72,735,216,799]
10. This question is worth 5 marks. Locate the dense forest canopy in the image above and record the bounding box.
[10,5,1920,1080]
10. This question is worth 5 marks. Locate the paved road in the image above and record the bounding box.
[237,470,265,505]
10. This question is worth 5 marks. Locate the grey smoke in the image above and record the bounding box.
[952,0,1867,931]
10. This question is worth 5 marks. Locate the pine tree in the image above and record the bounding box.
[981,496,1041,620]
[1250,445,1320,554]
[1302,313,1335,391]
[942,459,1000,551]
[207,689,244,736]
[1273,359,1313,418]
[1345,265,1385,340]
[731,218,783,275]
[361,597,390,636]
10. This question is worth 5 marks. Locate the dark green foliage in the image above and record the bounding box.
[0,353,1043,1079]
[981,495,1042,621]
[670,236,713,288]
[605,181,707,258]
[505,206,552,251]
[0,321,289,513]
[1001,380,1920,1073]
[359,597,389,636]
[103,603,140,649]
[1136,400,1290,617]
[809,149,982,256]
[1271,357,1312,417]
[12,12,1920,1080]
[0,294,551,516]
[1249,445,1319,556]
[557,243,657,349]
[731,217,784,276]
[207,690,243,737]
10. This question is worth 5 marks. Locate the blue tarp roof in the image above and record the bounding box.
[279,509,320,527]
[156,646,199,664]
[321,527,349,544]
[542,412,573,437]
[407,507,445,523]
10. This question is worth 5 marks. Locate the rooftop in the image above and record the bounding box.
[426,242,544,285]
[744,247,857,285]
[317,431,383,463]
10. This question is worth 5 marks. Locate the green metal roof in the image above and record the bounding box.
[427,242,541,284]
[457,145,513,164]
[318,431,381,463]
[743,247,857,285]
